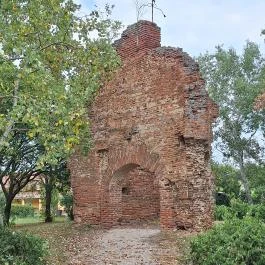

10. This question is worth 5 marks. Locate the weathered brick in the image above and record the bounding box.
[69,20,218,231]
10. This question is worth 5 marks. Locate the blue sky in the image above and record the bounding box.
[75,0,265,56]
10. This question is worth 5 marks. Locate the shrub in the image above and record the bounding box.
[0,226,48,265]
[215,200,265,223]
[229,199,249,219]
[189,218,265,265]
[214,205,231,221]
[11,204,35,218]
[248,204,265,222]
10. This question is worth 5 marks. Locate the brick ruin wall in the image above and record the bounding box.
[69,20,218,230]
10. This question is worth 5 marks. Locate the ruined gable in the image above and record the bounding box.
[69,20,218,230]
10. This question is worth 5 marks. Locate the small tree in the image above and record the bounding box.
[0,132,44,225]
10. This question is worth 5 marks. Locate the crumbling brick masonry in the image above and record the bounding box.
[69,20,218,230]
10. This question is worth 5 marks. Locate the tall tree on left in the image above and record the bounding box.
[0,0,121,225]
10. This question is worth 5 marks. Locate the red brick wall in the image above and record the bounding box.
[119,167,159,223]
[69,20,218,231]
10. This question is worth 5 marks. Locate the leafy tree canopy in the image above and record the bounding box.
[0,0,121,167]
[198,42,265,202]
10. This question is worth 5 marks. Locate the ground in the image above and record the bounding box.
[16,221,194,265]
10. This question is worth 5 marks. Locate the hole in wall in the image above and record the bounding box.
[178,135,185,147]
[122,187,129,195]
[204,151,210,162]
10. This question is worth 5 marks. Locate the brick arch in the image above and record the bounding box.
[99,143,166,227]
[102,143,162,188]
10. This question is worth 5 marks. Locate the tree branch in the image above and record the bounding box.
[39,41,76,51]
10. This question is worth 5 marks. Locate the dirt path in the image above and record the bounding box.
[68,227,191,265]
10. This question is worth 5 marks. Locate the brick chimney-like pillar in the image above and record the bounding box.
[114,20,161,60]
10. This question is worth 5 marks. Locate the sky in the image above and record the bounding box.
[75,0,265,56]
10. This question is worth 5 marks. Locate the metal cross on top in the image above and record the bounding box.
[138,0,166,23]
[151,0,166,22]
[151,0,155,22]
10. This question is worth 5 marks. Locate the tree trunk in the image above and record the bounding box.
[69,205,74,221]
[3,198,12,226]
[239,162,252,204]
[45,182,53,223]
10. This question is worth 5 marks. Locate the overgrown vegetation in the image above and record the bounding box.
[0,226,48,265]
[214,200,265,222]
[189,218,265,265]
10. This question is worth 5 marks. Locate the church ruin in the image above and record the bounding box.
[69,20,218,230]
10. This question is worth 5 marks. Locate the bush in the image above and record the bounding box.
[11,204,35,218]
[215,200,265,223]
[0,226,48,265]
[248,204,265,222]
[214,199,252,221]
[229,199,249,219]
[189,217,265,265]
[214,205,231,221]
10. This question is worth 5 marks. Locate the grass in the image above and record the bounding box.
[14,216,42,225]
[14,216,66,225]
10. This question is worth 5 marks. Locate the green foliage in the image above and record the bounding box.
[189,218,265,265]
[248,204,265,222]
[0,0,121,166]
[213,162,265,204]
[229,199,250,219]
[0,226,48,265]
[60,191,73,220]
[212,162,240,198]
[214,205,231,221]
[245,163,265,203]
[0,0,121,225]
[198,43,265,202]
[11,204,35,218]
[214,200,265,222]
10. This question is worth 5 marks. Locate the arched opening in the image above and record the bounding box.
[108,163,160,225]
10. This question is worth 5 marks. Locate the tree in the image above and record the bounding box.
[0,0,121,224]
[198,42,265,203]
[0,131,45,225]
[0,0,120,164]
[41,160,69,222]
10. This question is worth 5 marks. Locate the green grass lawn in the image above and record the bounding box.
[14,216,67,225]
